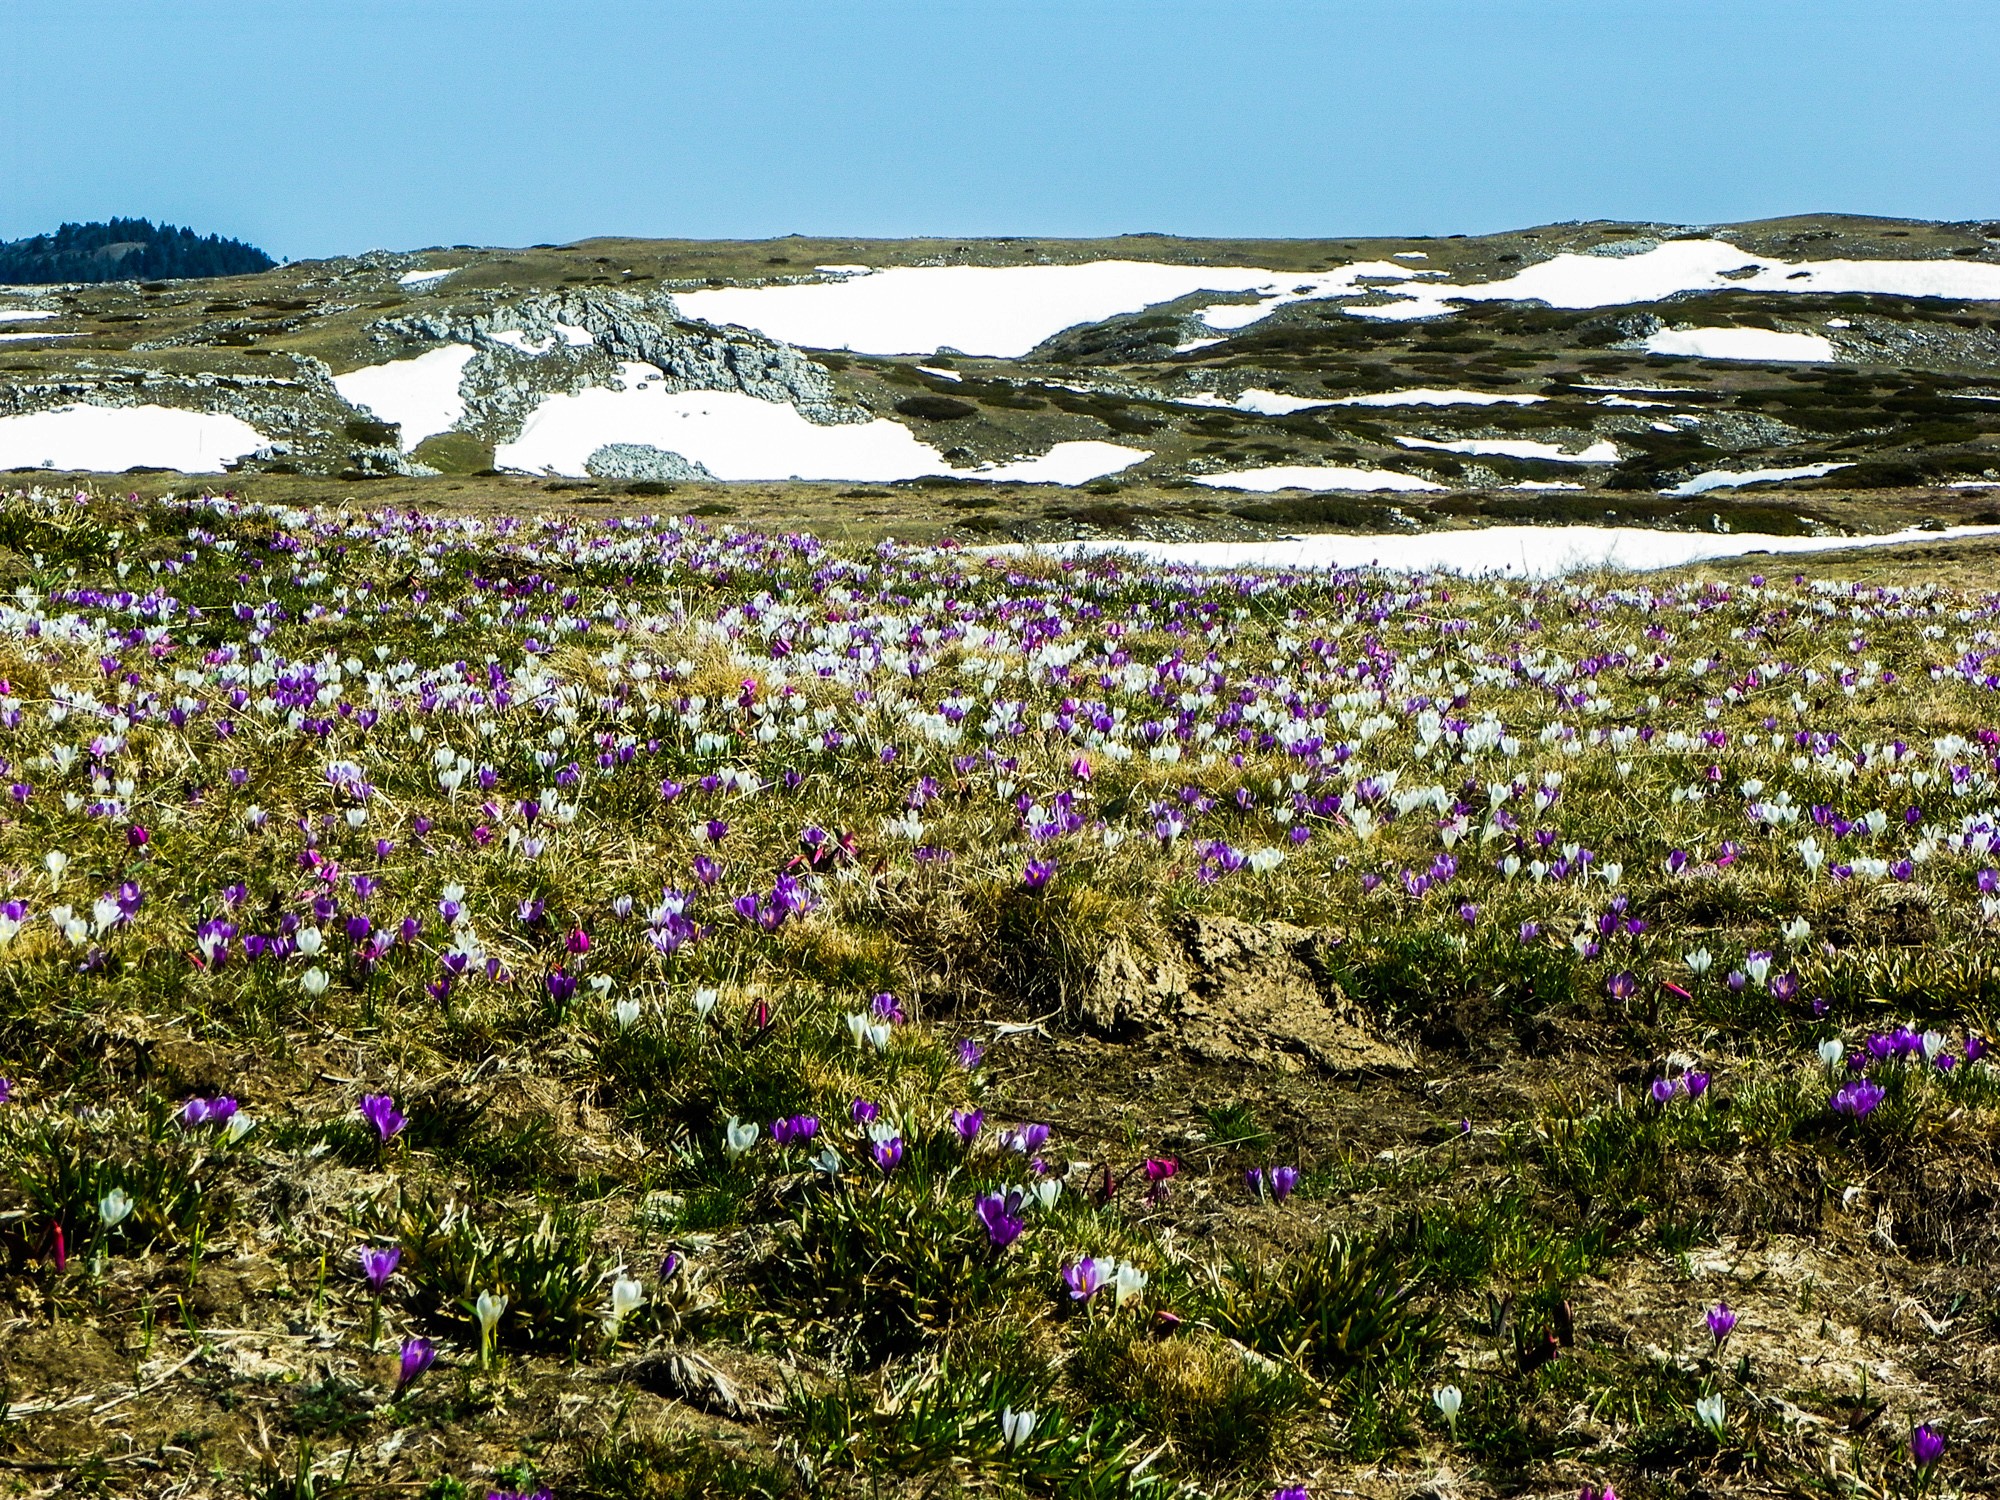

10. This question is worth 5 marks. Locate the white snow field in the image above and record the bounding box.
[332,345,478,451]
[398,267,460,287]
[1348,239,2000,321]
[0,309,58,323]
[0,332,78,343]
[673,260,1424,357]
[1396,436,1621,463]
[1664,463,1853,497]
[668,241,2000,355]
[0,404,266,473]
[494,363,1147,484]
[1019,524,2000,579]
[1193,466,1446,493]
[1642,328,1837,362]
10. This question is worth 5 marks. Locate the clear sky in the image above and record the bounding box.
[6,0,1995,259]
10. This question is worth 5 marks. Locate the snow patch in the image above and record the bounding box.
[971,442,1150,484]
[1329,388,1545,408]
[1349,239,2000,321]
[1663,463,1852,496]
[332,344,477,451]
[1643,327,1836,362]
[490,323,595,355]
[494,362,1145,485]
[1396,436,1621,463]
[398,267,460,287]
[0,308,58,323]
[1018,524,2000,578]
[0,403,266,474]
[1193,466,1445,493]
[673,260,1424,357]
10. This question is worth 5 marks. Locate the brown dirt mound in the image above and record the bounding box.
[1079,915,1411,1074]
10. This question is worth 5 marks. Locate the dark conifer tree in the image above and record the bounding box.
[0,219,276,284]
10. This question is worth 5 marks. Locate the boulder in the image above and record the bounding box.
[585,442,716,483]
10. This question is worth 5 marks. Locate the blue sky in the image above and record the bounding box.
[7,1,1995,258]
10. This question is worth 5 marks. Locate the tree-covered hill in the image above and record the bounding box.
[0,217,275,284]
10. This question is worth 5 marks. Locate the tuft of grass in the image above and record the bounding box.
[1202,1233,1440,1379]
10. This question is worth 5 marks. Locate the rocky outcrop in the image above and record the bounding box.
[378,287,868,432]
[1080,914,1410,1074]
[585,442,716,483]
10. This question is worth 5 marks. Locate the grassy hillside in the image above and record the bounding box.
[0,215,1995,529]
[0,481,1994,1497]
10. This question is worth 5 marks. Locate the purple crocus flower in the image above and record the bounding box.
[1607,971,1637,1001]
[1062,1257,1108,1301]
[850,1098,880,1125]
[659,1250,681,1279]
[951,1108,984,1144]
[1706,1301,1736,1346]
[394,1336,436,1396]
[1911,1423,1945,1469]
[1246,1166,1265,1197]
[358,1245,401,1291]
[1269,1166,1299,1202]
[956,1038,984,1070]
[871,991,904,1024]
[359,1092,407,1142]
[871,1136,904,1173]
[1650,1078,1681,1105]
[181,1095,239,1127]
[1001,1123,1050,1154]
[1684,1071,1710,1098]
[1021,859,1056,892]
[976,1191,1025,1249]
[770,1114,820,1146]
[1274,1489,1309,1500]
[1831,1078,1886,1118]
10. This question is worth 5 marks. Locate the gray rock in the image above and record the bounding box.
[377,287,868,442]
[584,443,716,483]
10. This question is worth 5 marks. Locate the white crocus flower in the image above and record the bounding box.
[604,1274,645,1334]
[1818,1038,1844,1070]
[613,998,641,1031]
[1695,1392,1726,1439]
[1434,1383,1462,1437]
[474,1289,508,1365]
[724,1116,759,1159]
[1685,948,1713,976]
[1000,1407,1039,1450]
[99,1188,135,1227]
[692,987,719,1019]
[301,966,330,997]
[1111,1260,1147,1309]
